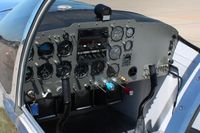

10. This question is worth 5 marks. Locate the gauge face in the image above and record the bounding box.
[28,48,34,61]
[56,61,72,78]
[74,63,88,78]
[126,27,135,38]
[25,66,34,82]
[109,45,121,60]
[107,63,119,77]
[124,41,133,51]
[91,60,105,76]
[57,40,73,57]
[111,26,124,42]
[37,63,53,80]
[38,42,54,58]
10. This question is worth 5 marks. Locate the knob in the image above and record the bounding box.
[128,66,137,77]
[105,82,115,91]
[27,90,36,100]
[123,87,134,96]
[102,31,109,38]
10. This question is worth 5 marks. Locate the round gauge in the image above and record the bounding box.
[25,66,34,82]
[107,63,119,77]
[57,40,73,57]
[111,26,124,42]
[56,61,72,78]
[126,27,135,38]
[28,48,34,61]
[38,42,54,58]
[37,63,53,80]
[74,63,88,78]
[91,60,105,76]
[109,45,122,60]
[124,41,133,51]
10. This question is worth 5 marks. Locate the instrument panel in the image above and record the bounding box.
[24,19,178,104]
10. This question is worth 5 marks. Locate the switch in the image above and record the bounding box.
[123,87,134,96]
[105,82,115,91]
[30,102,39,116]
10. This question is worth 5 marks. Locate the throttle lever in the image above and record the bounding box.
[62,77,71,104]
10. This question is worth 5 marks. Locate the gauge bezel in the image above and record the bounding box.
[91,60,105,76]
[124,40,133,51]
[107,63,120,77]
[74,63,89,79]
[109,45,122,60]
[111,63,120,74]
[37,63,54,80]
[126,27,135,38]
[56,61,72,78]
[111,26,124,42]
[57,40,73,57]
[38,42,54,59]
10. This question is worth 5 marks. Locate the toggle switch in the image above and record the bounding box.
[105,82,115,91]
[123,87,134,96]
[111,79,134,96]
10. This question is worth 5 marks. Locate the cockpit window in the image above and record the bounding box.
[0,0,44,93]
[49,0,93,12]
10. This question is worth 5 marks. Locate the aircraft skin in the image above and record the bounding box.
[0,0,199,133]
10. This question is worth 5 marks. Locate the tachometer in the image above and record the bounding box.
[37,63,53,80]
[74,63,88,78]
[57,40,73,57]
[109,45,121,60]
[38,42,54,59]
[111,26,124,42]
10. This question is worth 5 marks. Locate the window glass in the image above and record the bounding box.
[0,0,43,93]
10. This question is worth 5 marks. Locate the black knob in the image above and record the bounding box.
[128,66,137,77]
[102,31,109,38]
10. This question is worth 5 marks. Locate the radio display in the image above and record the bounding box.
[78,27,108,46]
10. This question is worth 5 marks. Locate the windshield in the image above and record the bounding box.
[78,0,200,48]
[0,0,44,93]
[49,0,94,11]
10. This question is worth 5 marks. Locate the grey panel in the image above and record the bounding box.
[24,18,178,100]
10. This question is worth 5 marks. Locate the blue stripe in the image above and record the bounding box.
[166,65,200,133]
[180,54,200,90]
